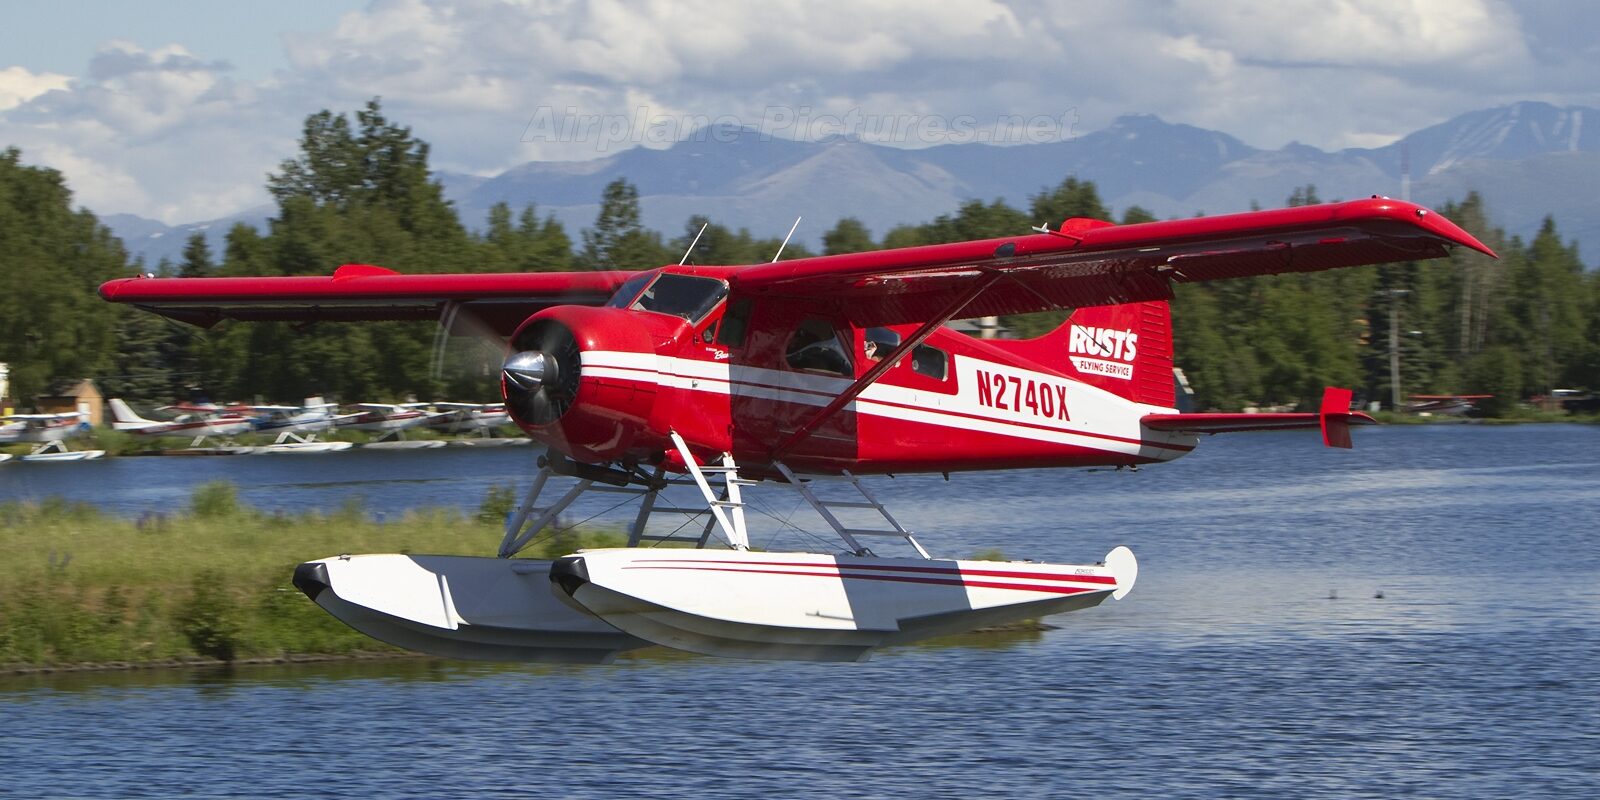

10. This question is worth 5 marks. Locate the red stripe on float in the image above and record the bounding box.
[621,564,1113,594]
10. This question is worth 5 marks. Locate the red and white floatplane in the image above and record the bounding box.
[101,198,1493,662]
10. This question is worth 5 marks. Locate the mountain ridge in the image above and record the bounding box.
[109,100,1600,266]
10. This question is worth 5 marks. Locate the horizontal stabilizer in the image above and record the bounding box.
[1141,387,1374,448]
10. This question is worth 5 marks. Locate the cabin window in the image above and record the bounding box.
[604,272,654,309]
[786,318,852,376]
[716,298,752,347]
[912,345,947,380]
[863,327,900,363]
[631,273,729,323]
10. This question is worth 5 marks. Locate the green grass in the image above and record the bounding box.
[0,482,620,668]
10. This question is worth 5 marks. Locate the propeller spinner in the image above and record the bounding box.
[502,319,581,426]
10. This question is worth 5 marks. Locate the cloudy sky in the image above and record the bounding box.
[1,0,1595,224]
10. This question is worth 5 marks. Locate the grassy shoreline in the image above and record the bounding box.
[0,482,622,669]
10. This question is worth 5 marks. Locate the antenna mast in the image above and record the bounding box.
[679,223,709,265]
[772,217,803,262]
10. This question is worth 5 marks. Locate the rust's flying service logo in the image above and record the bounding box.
[1068,325,1138,380]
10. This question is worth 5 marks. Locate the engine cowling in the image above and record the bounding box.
[502,305,665,464]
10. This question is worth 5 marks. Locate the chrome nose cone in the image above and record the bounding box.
[502,351,556,391]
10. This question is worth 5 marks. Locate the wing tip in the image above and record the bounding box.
[1350,197,1498,259]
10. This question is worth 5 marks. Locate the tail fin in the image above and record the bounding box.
[107,398,156,429]
[999,301,1175,407]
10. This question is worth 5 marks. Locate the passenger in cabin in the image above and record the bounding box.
[864,327,899,364]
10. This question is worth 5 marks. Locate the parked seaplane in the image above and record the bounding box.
[100,198,1494,662]
[0,412,105,461]
[424,402,519,442]
[1405,394,1493,416]
[248,397,357,453]
[107,398,255,447]
[334,403,451,448]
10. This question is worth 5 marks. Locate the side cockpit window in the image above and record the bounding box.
[912,345,948,380]
[716,298,752,347]
[785,318,852,376]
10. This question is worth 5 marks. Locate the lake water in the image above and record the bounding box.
[2,424,1597,798]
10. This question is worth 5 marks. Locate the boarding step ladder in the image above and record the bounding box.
[667,431,754,551]
[773,462,930,559]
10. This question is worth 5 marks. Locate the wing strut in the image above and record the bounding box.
[772,270,1005,459]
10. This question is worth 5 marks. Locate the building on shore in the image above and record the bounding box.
[34,379,105,427]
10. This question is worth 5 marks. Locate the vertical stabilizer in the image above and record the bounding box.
[107,398,157,429]
[998,301,1175,408]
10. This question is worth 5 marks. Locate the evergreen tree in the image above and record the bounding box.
[179,232,215,278]
[1120,206,1157,225]
[0,147,127,404]
[1512,217,1587,394]
[100,304,179,404]
[227,99,476,401]
[1030,176,1109,225]
[672,216,747,265]
[1286,184,1322,207]
[481,202,573,272]
[580,179,669,269]
[823,218,876,255]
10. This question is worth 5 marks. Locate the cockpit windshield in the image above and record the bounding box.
[629,273,729,323]
[603,272,654,309]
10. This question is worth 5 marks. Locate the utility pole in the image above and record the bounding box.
[1384,289,1410,411]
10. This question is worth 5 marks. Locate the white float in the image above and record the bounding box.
[550,546,1137,662]
[293,554,646,663]
[358,440,448,450]
[20,449,106,462]
[251,440,354,454]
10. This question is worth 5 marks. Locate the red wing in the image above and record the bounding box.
[729,199,1494,326]
[98,265,637,337]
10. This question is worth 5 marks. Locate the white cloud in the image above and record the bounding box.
[0,41,293,222]
[1167,0,1528,70]
[0,0,1594,223]
[0,66,71,112]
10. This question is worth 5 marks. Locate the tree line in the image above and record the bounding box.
[1,101,1595,414]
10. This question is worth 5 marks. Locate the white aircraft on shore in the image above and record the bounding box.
[334,403,450,447]
[247,396,358,452]
[424,402,514,439]
[0,412,105,461]
[108,399,254,447]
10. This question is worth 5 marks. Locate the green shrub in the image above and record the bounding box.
[190,482,242,519]
[176,570,244,661]
[478,483,516,524]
